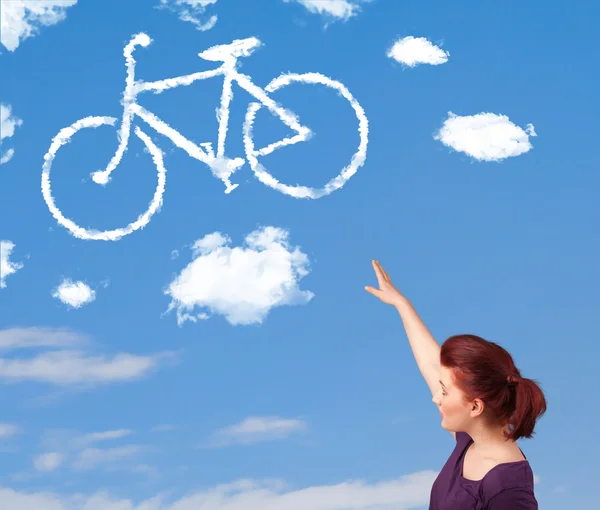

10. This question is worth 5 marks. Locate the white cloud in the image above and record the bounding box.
[0,0,78,52]
[52,279,96,309]
[0,423,20,438]
[33,452,64,472]
[0,104,23,164]
[165,226,314,326]
[0,327,175,386]
[33,429,142,473]
[68,429,134,450]
[157,0,218,31]
[0,350,168,386]
[0,327,86,350]
[434,112,537,162]
[71,445,145,471]
[283,0,364,21]
[0,240,23,288]
[387,36,449,67]
[0,471,438,509]
[206,416,307,447]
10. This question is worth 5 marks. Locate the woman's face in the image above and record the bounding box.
[432,365,477,432]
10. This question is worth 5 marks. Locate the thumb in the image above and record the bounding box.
[364,286,381,297]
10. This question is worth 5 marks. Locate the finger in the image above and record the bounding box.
[375,260,391,284]
[380,266,392,283]
[364,285,382,298]
[371,260,386,288]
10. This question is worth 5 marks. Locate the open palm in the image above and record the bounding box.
[365,260,405,306]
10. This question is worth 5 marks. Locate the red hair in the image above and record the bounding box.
[440,334,547,441]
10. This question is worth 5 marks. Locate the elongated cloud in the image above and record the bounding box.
[0,350,168,386]
[0,0,78,52]
[157,0,218,31]
[206,416,307,447]
[0,471,439,509]
[0,327,175,386]
[434,112,537,162]
[165,227,314,326]
[0,241,23,288]
[71,444,145,471]
[0,104,23,164]
[283,0,363,21]
[0,327,86,350]
[387,36,449,67]
[52,279,96,309]
[73,429,133,446]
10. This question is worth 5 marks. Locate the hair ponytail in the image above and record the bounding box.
[440,334,547,441]
[506,376,547,440]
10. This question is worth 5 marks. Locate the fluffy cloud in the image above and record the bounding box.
[0,0,78,52]
[434,112,537,162]
[165,227,314,326]
[206,416,308,447]
[0,471,438,509]
[0,241,23,288]
[52,279,96,309]
[283,0,365,21]
[0,104,23,164]
[387,36,449,67]
[157,0,218,31]
[0,327,175,386]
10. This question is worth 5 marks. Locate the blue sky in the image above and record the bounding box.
[1,0,599,508]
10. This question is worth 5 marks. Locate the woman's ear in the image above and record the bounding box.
[469,398,485,418]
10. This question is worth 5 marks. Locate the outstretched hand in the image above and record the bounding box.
[365,260,406,307]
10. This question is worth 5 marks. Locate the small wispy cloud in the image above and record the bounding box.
[33,452,64,472]
[0,0,78,52]
[70,429,133,449]
[283,0,366,22]
[165,227,314,326]
[71,444,146,471]
[0,240,23,288]
[52,279,96,309]
[205,416,308,448]
[0,327,86,350]
[34,428,142,473]
[0,327,175,387]
[0,104,23,164]
[157,0,218,31]
[151,424,177,432]
[0,423,21,438]
[387,36,449,68]
[434,112,537,162]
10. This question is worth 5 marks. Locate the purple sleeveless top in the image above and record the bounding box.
[429,431,538,509]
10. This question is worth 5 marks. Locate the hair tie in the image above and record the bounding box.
[506,374,520,385]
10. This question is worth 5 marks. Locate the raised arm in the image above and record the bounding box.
[365,260,442,398]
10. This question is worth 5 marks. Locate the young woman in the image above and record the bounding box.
[365,260,547,510]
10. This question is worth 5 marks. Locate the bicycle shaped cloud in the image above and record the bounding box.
[42,33,369,241]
